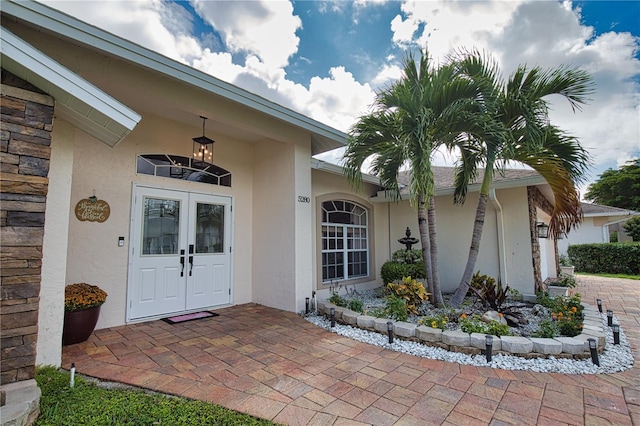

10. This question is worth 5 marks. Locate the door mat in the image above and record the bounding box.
[162,311,219,324]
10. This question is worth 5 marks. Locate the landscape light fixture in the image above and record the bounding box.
[536,222,549,239]
[387,321,394,344]
[588,338,600,366]
[330,307,335,328]
[613,324,620,345]
[607,309,613,327]
[485,335,493,363]
[192,116,214,164]
[596,299,603,313]
[305,297,310,314]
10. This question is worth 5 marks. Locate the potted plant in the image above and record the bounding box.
[547,273,577,297]
[558,254,575,276]
[62,283,108,346]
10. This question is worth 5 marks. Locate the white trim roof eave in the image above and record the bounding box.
[369,174,548,203]
[1,0,347,154]
[1,26,141,147]
[310,158,380,185]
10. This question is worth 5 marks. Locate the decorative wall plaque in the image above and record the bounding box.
[75,197,110,223]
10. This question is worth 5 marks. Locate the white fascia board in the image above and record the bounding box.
[370,174,548,203]
[310,158,380,185]
[2,0,347,149]
[1,26,141,147]
[583,211,638,218]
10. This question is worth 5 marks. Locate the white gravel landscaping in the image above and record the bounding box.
[304,309,634,375]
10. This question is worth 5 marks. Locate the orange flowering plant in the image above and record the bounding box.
[64,283,108,312]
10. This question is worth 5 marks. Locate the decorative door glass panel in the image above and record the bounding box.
[195,203,224,254]
[142,198,180,255]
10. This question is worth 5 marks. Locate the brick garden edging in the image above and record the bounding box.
[317,301,607,359]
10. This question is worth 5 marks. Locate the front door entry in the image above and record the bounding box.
[128,186,231,320]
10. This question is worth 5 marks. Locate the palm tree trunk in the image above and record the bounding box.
[428,196,444,306]
[450,167,493,308]
[417,194,434,302]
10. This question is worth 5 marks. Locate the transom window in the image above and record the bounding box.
[137,154,231,187]
[321,200,369,282]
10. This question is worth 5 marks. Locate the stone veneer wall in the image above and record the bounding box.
[527,186,556,294]
[0,70,54,384]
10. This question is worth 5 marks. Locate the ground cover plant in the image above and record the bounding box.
[35,366,278,426]
[326,272,584,339]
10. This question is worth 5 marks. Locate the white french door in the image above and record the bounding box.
[128,186,231,320]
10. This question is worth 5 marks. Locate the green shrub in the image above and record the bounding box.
[391,249,423,264]
[328,292,346,307]
[380,260,426,285]
[386,277,429,314]
[532,319,559,338]
[568,243,640,275]
[346,298,364,313]
[419,313,449,330]
[384,294,409,322]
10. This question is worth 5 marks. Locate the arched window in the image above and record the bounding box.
[321,200,369,282]
[136,154,231,187]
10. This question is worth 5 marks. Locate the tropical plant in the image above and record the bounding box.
[386,276,429,314]
[448,50,594,307]
[384,294,409,322]
[346,298,364,313]
[328,292,347,307]
[64,283,108,312]
[468,272,510,311]
[343,49,489,306]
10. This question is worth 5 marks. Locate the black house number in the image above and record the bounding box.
[298,196,310,203]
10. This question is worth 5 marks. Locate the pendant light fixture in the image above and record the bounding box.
[192,116,214,164]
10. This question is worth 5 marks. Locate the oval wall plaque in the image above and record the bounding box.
[75,198,110,223]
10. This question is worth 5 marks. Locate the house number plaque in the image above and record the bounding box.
[75,198,111,223]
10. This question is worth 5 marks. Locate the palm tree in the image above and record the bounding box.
[448,52,593,308]
[343,50,488,306]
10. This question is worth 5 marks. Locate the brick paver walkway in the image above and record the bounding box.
[62,275,639,425]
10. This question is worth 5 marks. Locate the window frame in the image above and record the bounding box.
[316,194,375,287]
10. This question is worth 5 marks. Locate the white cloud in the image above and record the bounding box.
[389,0,639,182]
[191,0,301,69]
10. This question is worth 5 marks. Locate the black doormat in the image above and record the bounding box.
[162,311,219,324]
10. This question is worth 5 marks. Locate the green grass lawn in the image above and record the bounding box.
[577,272,640,280]
[35,366,280,425]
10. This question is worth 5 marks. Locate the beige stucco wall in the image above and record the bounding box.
[311,169,388,299]
[64,114,255,329]
[386,186,536,295]
[37,120,74,366]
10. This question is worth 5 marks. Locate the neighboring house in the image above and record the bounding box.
[0,0,561,393]
[558,202,639,254]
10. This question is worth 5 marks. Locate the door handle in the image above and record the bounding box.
[188,244,194,276]
[180,249,185,277]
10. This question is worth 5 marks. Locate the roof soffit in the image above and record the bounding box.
[0,25,141,147]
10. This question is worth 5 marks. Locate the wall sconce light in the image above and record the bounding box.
[536,222,549,239]
[192,116,214,164]
[588,338,600,366]
[387,321,394,344]
[485,335,493,363]
[613,324,620,345]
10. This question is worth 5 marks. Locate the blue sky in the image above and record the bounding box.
[43,0,639,192]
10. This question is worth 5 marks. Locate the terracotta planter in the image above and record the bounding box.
[62,305,101,346]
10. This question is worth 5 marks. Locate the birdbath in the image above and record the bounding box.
[398,227,419,251]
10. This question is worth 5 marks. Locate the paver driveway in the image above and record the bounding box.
[62,275,640,425]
